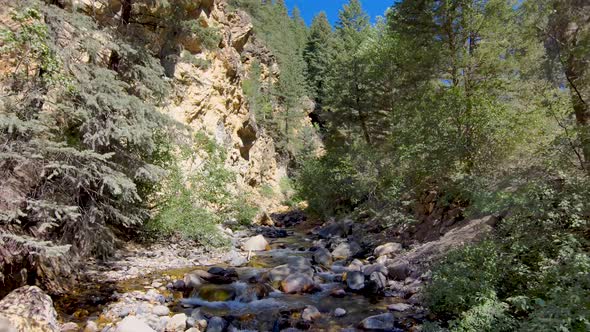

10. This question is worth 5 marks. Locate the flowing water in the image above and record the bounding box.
[56,223,416,331]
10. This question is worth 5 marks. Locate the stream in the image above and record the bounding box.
[55,217,422,331]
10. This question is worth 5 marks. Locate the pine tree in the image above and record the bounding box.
[304,12,333,103]
[325,0,373,145]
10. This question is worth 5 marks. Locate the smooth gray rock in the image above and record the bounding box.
[387,303,412,312]
[346,271,365,290]
[206,317,226,332]
[184,273,204,289]
[362,263,388,276]
[334,308,347,317]
[312,247,333,266]
[151,305,170,316]
[359,313,394,330]
[116,317,155,332]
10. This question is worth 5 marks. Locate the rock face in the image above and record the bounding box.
[0,286,59,332]
[156,0,320,213]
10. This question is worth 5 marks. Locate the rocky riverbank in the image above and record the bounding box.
[0,211,494,331]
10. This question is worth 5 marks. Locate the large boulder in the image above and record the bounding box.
[242,235,269,251]
[116,317,156,332]
[0,286,59,332]
[280,273,316,294]
[359,313,395,330]
[269,258,313,282]
[373,242,402,257]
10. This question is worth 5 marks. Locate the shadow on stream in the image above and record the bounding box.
[55,212,421,331]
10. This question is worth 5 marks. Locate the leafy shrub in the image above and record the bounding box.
[426,241,501,318]
[146,132,258,245]
[259,184,275,199]
[424,176,590,330]
[295,142,386,217]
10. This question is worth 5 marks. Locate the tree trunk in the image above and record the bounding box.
[121,0,132,25]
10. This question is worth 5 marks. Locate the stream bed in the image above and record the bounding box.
[56,221,423,331]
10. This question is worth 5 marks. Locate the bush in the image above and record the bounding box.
[424,176,590,330]
[145,132,258,245]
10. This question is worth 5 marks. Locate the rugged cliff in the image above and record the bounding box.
[0,0,318,298]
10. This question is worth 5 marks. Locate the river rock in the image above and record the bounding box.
[187,308,208,329]
[332,241,361,260]
[330,287,347,297]
[334,308,347,317]
[362,263,388,276]
[280,273,316,294]
[346,271,365,290]
[166,313,187,332]
[84,321,98,332]
[242,235,269,251]
[359,313,395,330]
[184,272,204,288]
[369,272,387,293]
[116,316,156,332]
[61,322,79,331]
[387,262,411,281]
[312,247,333,266]
[317,220,352,239]
[347,259,364,271]
[0,286,60,332]
[387,303,412,312]
[269,261,313,282]
[374,242,402,257]
[206,267,238,283]
[302,305,321,321]
[152,305,170,316]
[376,255,389,265]
[206,317,226,332]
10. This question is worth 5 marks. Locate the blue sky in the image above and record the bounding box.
[285,0,394,26]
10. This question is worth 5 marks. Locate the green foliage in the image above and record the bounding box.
[259,184,275,199]
[425,177,590,331]
[146,132,258,245]
[0,1,175,258]
[231,0,315,158]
